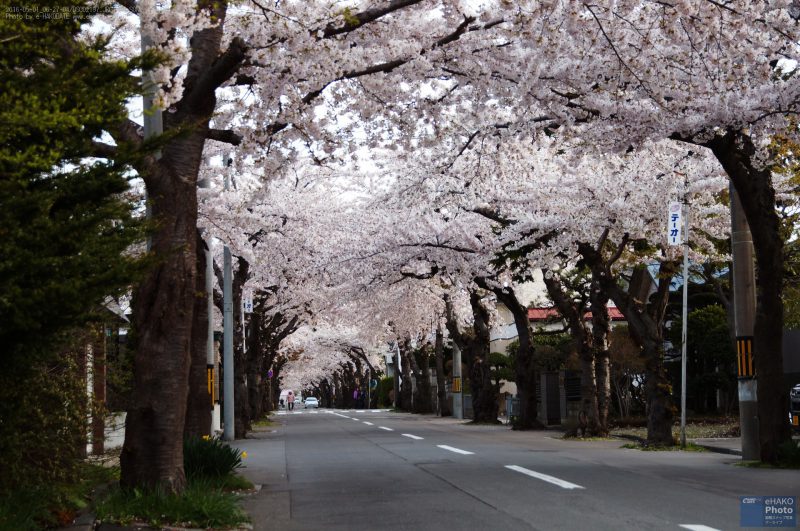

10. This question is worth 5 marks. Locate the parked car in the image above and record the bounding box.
[304,397,319,409]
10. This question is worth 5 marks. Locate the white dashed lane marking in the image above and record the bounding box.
[505,465,584,490]
[679,526,721,531]
[402,434,423,440]
[378,426,394,431]
[363,421,374,426]
[437,445,474,455]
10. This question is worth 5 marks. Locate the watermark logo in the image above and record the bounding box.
[741,496,797,528]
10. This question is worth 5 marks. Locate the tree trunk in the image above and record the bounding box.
[122,139,201,491]
[580,239,676,446]
[483,281,542,430]
[434,325,451,416]
[467,292,499,423]
[543,274,598,434]
[705,130,791,463]
[120,0,244,491]
[185,231,211,439]
[590,278,611,436]
[399,340,413,411]
[418,347,434,414]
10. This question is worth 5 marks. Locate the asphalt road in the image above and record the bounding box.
[234,409,799,531]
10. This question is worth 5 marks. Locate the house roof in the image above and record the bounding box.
[527,307,625,322]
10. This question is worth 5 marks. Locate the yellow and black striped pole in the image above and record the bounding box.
[736,337,755,378]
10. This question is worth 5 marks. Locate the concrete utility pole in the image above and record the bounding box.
[730,184,760,460]
[452,343,463,420]
[222,158,235,441]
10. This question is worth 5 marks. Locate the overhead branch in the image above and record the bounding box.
[397,242,478,254]
[206,128,243,146]
[91,141,118,159]
[319,0,424,39]
[302,59,406,104]
[471,206,516,227]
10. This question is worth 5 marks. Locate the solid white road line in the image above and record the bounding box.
[363,421,374,426]
[505,465,584,490]
[679,526,721,531]
[402,433,423,440]
[437,445,474,455]
[379,426,394,431]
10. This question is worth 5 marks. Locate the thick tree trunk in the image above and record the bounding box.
[185,231,211,439]
[120,0,245,491]
[580,240,676,446]
[617,266,676,446]
[485,281,542,430]
[399,341,413,411]
[705,131,791,463]
[122,137,202,491]
[434,325,451,416]
[543,274,598,434]
[418,347,434,414]
[590,279,611,436]
[467,292,499,423]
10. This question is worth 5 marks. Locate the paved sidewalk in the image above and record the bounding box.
[691,437,743,455]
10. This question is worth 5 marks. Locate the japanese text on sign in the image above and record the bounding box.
[667,202,682,246]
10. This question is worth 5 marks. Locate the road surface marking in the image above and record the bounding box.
[505,465,584,490]
[355,410,365,413]
[370,409,388,413]
[334,413,350,418]
[679,526,721,531]
[402,433,423,440]
[379,426,394,431]
[352,418,360,421]
[437,445,474,455]
[363,421,374,426]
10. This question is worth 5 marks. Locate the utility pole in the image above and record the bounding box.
[452,343,463,419]
[222,157,235,441]
[198,166,220,435]
[730,184,760,460]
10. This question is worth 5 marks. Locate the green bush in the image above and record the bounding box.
[777,440,800,467]
[376,376,394,408]
[183,437,243,480]
[95,479,248,529]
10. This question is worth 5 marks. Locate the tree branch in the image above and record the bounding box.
[319,0,424,39]
[206,128,243,146]
[91,141,118,159]
[185,37,248,109]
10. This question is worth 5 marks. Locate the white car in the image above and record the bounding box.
[304,397,319,409]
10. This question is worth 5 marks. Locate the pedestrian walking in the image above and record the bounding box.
[288,390,295,410]
[353,388,359,408]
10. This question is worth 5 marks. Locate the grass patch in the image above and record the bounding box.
[252,417,277,428]
[621,442,708,452]
[737,440,800,469]
[94,478,249,529]
[0,462,118,531]
[208,473,255,491]
[562,435,618,441]
[611,418,739,440]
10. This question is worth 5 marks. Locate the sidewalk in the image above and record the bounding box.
[691,437,743,455]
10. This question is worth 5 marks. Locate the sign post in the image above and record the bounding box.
[668,200,689,448]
